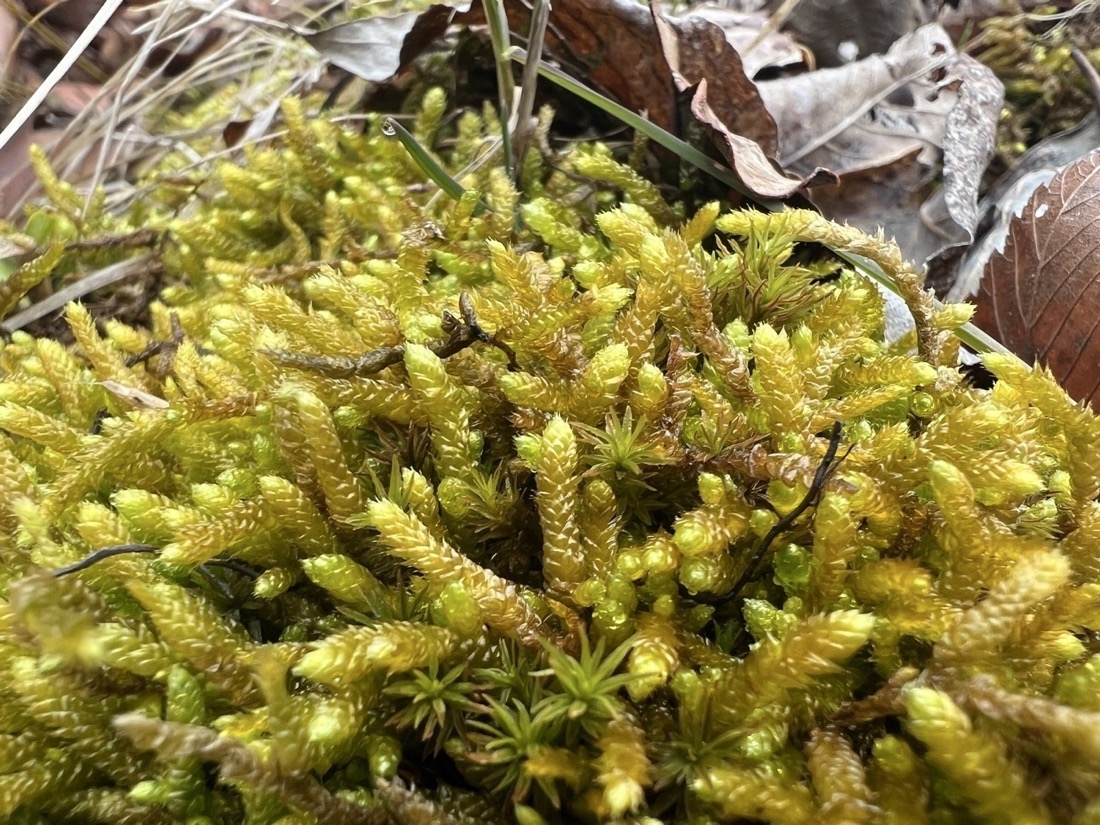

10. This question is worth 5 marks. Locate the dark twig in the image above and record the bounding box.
[205,558,263,579]
[727,421,849,600]
[1072,48,1100,114]
[125,311,186,376]
[64,228,162,254]
[89,406,110,435]
[53,543,260,581]
[262,292,519,377]
[12,229,163,263]
[53,543,159,577]
[458,292,519,369]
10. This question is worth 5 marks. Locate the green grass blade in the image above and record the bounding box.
[483,0,516,178]
[384,117,467,202]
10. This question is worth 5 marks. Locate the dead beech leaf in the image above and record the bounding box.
[448,0,683,131]
[681,6,805,79]
[927,49,1049,298]
[222,119,251,149]
[948,111,1100,303]
[525,0,679,131]
[654,7,832,199]
[973,149,1100,405]
[466,0,813,198]
[653,10,778,153]
[302,3,468,83]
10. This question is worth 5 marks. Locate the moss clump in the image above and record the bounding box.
[974,6,1100,172]
[1,94,1100,824]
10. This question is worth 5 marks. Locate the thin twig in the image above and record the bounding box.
[53,544,160,577]
[125,311,186,377]
[263,293,518,377]
[1072,48,1100,114]
[53,542,261,581]
[66,228,162,254]
[728,421,848,598]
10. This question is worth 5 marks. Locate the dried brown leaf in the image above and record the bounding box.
[973,149,1100,405]
[653,10,778,153]
[757,25,957,176]
[947,112,1100,303]
[22,0,103,31]
[681,7,805,79]
[532,0,679,131]
[466,0,816,198]
[691,79,834,200]
[652,7,833,199]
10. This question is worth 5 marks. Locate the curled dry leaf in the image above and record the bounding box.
[754,20,1001,276]
[652,10,778,153]
[918,52,1004,287]
[652,8,829,199]
[757,25,957,177]
[940,53,1004,240]
[652,7,832,199]
[691,80,834,200]
[972,149,1100,405]
[540,0,793,181]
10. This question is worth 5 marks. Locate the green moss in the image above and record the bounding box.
[0,94,1099,823]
